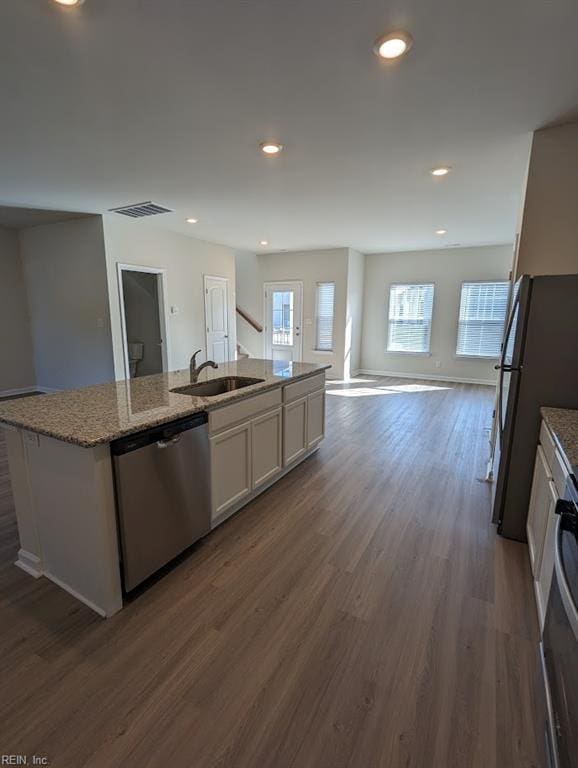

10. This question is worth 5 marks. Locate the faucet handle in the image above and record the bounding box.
[190,349,202,367]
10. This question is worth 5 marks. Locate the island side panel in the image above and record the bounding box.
[3,427,44,577]
[24,434,123,617]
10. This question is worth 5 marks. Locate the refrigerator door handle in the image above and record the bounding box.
[494,363,521,372]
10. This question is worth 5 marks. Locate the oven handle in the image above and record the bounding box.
[554,516,578,641]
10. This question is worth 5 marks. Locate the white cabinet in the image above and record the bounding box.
[307,389,325,448]
[210,422,252,519]
[210,378,326,523]
[283,396,308,466]
[527,419,571,633]
[252,407,282,490]
[527,445,553,577]
[535,481,558,630]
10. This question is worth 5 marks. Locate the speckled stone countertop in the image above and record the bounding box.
[541,407,578,476]
[0,359,330,448]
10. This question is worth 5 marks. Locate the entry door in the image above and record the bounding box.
[204,276,230,363]
[264,282,303,362]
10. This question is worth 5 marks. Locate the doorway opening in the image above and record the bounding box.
[117,264,169,380]
[263,281,303,362]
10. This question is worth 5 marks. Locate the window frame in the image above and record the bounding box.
[385,282,435,356]
[455,279,510,360]
[314,281,336,353]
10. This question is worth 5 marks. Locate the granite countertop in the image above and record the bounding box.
[0,359,330,448]
[541,407,578,477]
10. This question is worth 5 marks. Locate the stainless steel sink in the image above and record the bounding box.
[170,377,265,397]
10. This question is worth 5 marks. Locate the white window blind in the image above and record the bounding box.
[315,282,335,351]
[456,281,510,358]
[387,283,435,354]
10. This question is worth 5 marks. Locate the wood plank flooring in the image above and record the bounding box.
[0,377,544,767]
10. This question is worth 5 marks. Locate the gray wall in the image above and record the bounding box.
[345,249,365,377]
[360,244,513,384]
[103,215,237,380]
[258,248,350,379]
[19,217,115,390]
[235,250,263,358]
[516,122,578,276]
[0,226,35,393]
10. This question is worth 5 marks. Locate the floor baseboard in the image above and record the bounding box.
[0,386,38,399]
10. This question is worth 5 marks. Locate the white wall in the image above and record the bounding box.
[0,227,35,393]
[516,122,578,276]
[345,249,365,378]
[360,244,513,384]
[19,217,115,391]
[258,248,350,379]
[103,216,237,380]
[235,250,262,357]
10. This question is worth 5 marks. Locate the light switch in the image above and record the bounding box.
[96,318,105,328]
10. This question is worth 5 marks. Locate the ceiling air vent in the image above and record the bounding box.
[109,201,173,219]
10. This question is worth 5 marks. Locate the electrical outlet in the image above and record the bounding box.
[435,360,442,368]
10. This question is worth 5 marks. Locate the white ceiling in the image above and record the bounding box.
[1,0,577,254]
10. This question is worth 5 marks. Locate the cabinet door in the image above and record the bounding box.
[526,445,552,577]
[307,389,325,448]
[535,480,558,631]
[252,408,282,489]
[283,397,308,466]
[210,422,251,520]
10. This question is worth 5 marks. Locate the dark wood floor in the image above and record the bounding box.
[0,377,543,768]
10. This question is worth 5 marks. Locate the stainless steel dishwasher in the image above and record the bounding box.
[111,413,211,592]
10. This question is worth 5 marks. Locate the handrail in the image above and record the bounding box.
[236,305,263,333]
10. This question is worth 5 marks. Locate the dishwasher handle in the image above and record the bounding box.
[156,436,182,449]
[111,412,208,456]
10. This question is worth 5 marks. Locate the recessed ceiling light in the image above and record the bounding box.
[185,217,198,224]
[259,240,269,246]
[436,229,447,235]
[52,0,85,5]
[374,31,413,60]
[260,142,283,156]
[431,167,451,177]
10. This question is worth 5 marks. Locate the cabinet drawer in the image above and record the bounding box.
[209,388,282,435]
[283,373,325,404]
[552,448,570,498]
[539,420,556,475]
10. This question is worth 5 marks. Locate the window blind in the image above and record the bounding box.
[315,282,335,351]
[387,283,435,354]
[456,281,510,358]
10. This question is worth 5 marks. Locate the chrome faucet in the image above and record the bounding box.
[189,349,218,383]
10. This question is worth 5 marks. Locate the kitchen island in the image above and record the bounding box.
[0,359,329,617]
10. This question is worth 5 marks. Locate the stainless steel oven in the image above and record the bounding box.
[541,479,578,768]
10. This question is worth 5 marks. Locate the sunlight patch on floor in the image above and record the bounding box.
[327,382,452,398]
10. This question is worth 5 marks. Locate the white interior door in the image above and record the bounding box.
[204,276,230,363]
[264,282,303,362]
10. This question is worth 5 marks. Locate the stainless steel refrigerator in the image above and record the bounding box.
[492,273,578,541]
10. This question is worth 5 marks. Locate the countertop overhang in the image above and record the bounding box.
[540,406,578,478]
[0,360,330,448]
